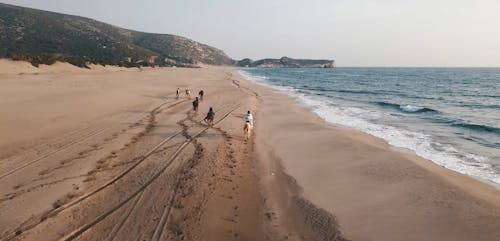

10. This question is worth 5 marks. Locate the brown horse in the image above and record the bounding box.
[204,108,215,126]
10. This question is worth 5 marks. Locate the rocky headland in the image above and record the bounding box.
[236,56,335,68]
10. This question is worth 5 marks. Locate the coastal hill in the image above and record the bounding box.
[0,3,335,69]
[236,57,335,68]
[0,3,234,67]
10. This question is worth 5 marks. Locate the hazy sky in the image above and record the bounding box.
[2,0,500,66]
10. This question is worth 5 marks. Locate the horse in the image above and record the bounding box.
[204,111,214,126]
[243,121,253,140]
[192,98,199,112]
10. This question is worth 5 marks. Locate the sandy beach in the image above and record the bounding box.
[0,62,267,241]
[248,79,500,241]
[1,61,500,241]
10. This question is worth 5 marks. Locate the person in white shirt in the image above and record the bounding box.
[245,111,253,126]
[243,111,254,140]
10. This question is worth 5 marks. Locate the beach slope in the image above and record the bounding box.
[245,75,500,241]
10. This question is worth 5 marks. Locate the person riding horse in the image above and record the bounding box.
[198,90,204,100]
[204,107,215,126]
[192,97,199,112]
[243,111,254,140]
[244,111,253,126]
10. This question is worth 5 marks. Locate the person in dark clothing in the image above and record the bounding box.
[198,90,204,100]
[204,107,215,126]
[192,97,199,111]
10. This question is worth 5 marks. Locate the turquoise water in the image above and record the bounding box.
[239,68,500,185]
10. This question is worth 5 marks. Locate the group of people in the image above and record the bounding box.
[175,88,254,137]
[176,88,214,125]
[176,88,203,100]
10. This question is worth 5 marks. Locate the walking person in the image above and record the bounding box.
[185,89,191,98]
[176,88,180,99]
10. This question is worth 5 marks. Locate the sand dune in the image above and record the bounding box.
[0,59,41,75]
[0,59,136,76]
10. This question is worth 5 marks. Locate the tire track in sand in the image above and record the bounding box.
[58,105,241,241]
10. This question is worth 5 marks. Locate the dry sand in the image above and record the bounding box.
[0,62,267,241]
[1,61,499,241]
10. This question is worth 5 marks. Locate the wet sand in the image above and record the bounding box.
[246,76,500,241]
[1,61,500,241]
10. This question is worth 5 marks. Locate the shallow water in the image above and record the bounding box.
[240,67,500,185]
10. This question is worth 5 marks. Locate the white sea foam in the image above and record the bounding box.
[237,70,270,86]
[401,105,424,112]
[238,69,500,185]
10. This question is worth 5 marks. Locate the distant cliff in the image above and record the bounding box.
[236,57,335,68]
[0,3,234,67]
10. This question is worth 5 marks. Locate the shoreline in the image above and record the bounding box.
[237,68,500,190]
[235,69,500,241]
[1,61,499,241]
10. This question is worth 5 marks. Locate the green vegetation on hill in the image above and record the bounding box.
[0,3,234,67]
[236,57,335,68]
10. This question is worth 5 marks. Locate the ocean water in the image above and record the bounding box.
[239,68,500,186]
